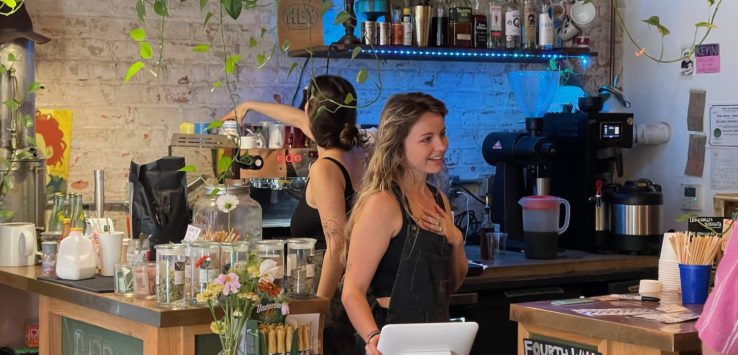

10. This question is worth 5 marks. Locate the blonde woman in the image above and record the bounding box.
[341,93,468,355]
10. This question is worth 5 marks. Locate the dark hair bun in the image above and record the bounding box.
[338,123,360,150]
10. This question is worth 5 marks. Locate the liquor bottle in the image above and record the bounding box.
[430,0,449,47]
[522,0,537,49]
[487,0,504,48]
[449,0,472,47]
[479,198,494,261]
[392,8,404,45]
[503,0,520,49]
[472,0,488,48]
[403,6,413,46]
[538,0,553,49]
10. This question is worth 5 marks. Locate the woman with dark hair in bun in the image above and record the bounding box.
[222,75,368,354]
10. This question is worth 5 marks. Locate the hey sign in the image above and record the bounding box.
[523,338,601,355]
[695,43,720,74]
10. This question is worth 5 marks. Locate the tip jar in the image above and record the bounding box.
[192,184,262,247]
[286,238,316,298]
[154,244,186,307]
[256,239,286,289]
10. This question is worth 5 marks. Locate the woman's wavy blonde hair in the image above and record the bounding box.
[343,92,447,260]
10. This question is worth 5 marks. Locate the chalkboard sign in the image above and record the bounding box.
[523,338,600,355]
[688,216,723,235]
[61,317,143,355]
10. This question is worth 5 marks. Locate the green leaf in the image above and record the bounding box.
[3,175,14,192]
[707,0,715,5]
[16,150,33,160]
[281,40,291,52]
[3,100,19,110]
[139,41,153,59]
[25,136,35,146]
[153,0,169,16]
[0,210,15,221]
[124,61,145,84]
[695,21,717,29]
[256,54,266,67]
[287,62,299,78]
[0,65,6,75]
[199,0,208,10]
[211,81,222,92]
[343,92,355,104]
[1,0,17,9]
[676,213,698,222]
[642,16,670,36]
[249,37,257,48]
[351,46,362,60]
[225,54,241,74]
[318,0,332,16]
[7,53,16,62]
[28,81,42,93]
[203,11,214,28]
[333,10,350,25]
[23,114,32,128]
[217,155,232,173]
[208,187,221,197]
[223,0,242,20]
[130,28,146,42]
[355,68,368,84]
[136,0,146,21]
[206,120,223,131]
[193,44,210,53]
[179,165,198,172]
[260,28,268,37]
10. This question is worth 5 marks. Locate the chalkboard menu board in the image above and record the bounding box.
[61,317,143,355]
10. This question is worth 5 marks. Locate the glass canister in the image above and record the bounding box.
[191,242,221,304]
[192,184,263,246]
[286,238,316,298]
[221,241,250,273]
[256,239,286,289]
[154,244,186,307]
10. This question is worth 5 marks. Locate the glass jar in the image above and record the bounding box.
[256,239,286,289]
[221,241,250,273]
[192,184,262,246]
[191,242,222,304]
[41,241,58,277]
[154,244,186,307]
[287,238,316,298]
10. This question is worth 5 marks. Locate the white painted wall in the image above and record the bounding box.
[622,0,735,230]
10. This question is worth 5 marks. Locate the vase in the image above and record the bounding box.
[217,334,245,355]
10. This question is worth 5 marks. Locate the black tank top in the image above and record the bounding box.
[370,184,446,298]
[290,157,356,250]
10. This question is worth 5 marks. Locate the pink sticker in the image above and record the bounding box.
[696,43,720,74]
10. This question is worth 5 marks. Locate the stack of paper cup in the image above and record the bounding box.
[658,233,681,291]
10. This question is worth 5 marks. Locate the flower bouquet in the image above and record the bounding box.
[197,252,288,355]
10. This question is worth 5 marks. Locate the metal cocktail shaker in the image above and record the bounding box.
[414,4,432,47]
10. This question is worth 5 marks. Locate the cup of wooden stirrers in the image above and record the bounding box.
[669,232,721,304]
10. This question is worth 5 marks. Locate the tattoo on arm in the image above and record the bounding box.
[322,219,345,242]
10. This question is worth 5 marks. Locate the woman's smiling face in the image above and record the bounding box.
[403,112,448,176]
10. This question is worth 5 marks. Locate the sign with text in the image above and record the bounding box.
[688,216,723,235]
[709,104,738,146]
[523,338,600,355]
[695,43,720,74]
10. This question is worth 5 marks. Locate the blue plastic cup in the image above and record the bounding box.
[679,264,711,304]
[194,122,210,134]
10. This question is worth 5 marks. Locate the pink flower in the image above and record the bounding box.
[214,272,241,296]
[281,303,290,315]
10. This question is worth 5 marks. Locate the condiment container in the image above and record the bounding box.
[155,244,186,307]
[287,238,316,298]
[256,239,286,289]
[190,242,221,304]
[221,241,250,273]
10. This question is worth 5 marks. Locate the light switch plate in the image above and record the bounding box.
[680,184,703,210]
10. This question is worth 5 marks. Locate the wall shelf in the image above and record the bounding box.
[288,45,597,64]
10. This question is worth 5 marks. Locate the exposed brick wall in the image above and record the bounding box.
[25,0,618,202]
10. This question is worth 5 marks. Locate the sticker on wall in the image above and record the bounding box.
[35,109,72,197]
[709,104,738,146]
[695,43,720,74]
[685,134,706,177]
[680,47,694,79]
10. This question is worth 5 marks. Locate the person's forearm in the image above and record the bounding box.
[316,246,343,299]
[703,343,727,355]
[449,244,468,291]
[342,289,380,343]
[247,102,312,140]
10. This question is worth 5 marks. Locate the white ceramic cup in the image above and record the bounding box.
[557,16,580,41]
[639,279,662,294]
[240,136,257,149]
[99,232,124,276]
[569,0,596,31]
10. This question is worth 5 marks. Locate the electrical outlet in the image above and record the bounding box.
[680,184,703,211]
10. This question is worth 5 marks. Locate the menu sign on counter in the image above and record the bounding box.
[523,338,601,355]
[688,216,723,236]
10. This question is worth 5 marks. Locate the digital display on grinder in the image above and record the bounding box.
[601,123,622,140]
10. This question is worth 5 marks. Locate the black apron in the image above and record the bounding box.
[355,187,452,353]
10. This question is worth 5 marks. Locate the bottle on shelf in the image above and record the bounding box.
[403,5,414,46]
[503,0,520,49]
[392,8,404,45]
[472,0,488,48]
[538,0,553,49]
[487,0,504,48]
[430,0,449,47]
[48,193,65,233]
[522,0,537,49]
[449,0,473,47]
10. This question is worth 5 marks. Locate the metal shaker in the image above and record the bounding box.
[413,4,432,47]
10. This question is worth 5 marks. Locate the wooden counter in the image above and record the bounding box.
[0,266,329,355]
[510,292,701,355]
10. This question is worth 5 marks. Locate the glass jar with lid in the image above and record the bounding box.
[192,184,262,246]
[154,244,186,307]
[221,241,250,273]
[190,242,222,304]
[256,239,286,289]
[286,238,316,298]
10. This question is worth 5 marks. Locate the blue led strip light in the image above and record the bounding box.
[360,47,590,63]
